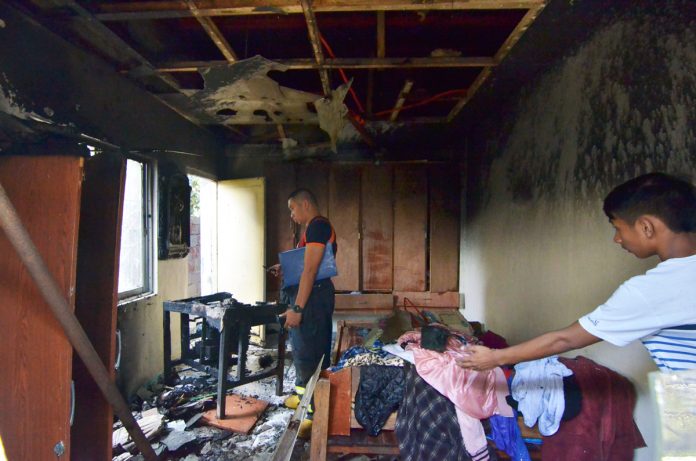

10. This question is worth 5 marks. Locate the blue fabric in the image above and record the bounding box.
[489,414,531,461]
[329,340,393,371]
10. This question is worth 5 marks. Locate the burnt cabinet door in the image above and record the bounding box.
[0,155,83,460]
[71,152,125,460]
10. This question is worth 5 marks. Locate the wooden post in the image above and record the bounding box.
[310,379,331,461]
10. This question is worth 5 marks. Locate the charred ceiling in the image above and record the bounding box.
[5,0,546,152]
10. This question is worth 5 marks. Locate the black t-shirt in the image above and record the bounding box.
[299,216,337,255]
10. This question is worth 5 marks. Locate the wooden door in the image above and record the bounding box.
[328,165,360,291]
[429,165,460,292]
[361,166,393,291]
[71,152,125,461]
[393,165,427,291]
[0,155,83,460]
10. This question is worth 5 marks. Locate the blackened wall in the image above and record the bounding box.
[456,2,696,460]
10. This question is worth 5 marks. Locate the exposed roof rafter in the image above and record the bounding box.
[447,2,546,122]
[93,0,545,21]
[299,0,331,95]
[184,0,238,62]
[156,56,497,72]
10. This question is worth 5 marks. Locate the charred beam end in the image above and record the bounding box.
[390,79,414,122]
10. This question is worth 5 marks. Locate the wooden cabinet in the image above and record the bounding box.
[264,162,461,311]
[0,155,83,460]
[0,153,125,460]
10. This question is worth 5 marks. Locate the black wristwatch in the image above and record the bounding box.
[291,304,303,313]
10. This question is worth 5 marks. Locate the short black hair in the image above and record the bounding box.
[288,188,318,207]
[603,172,696,232]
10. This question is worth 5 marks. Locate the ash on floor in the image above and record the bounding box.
[113,346,306,461]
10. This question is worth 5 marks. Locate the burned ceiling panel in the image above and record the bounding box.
[184,56,320,125]
[8,0,548,148]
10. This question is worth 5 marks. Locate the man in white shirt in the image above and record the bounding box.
[457,172,696,372]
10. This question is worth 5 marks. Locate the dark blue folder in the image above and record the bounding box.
[279,244,337,289]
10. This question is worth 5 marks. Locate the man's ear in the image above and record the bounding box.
[636,216,657,238]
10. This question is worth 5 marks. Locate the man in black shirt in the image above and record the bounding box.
[273,188,336,434]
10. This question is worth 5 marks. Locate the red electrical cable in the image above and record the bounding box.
[373,89,467,118]
[319,35,366,114]
[318,35,467,120]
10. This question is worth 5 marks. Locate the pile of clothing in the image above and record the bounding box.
[394,327,523,461]
[391,323,645,461]
[330,316,645,461]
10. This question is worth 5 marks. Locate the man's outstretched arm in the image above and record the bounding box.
[456,322,601,371]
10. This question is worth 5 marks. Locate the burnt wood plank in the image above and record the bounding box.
[393,165,427,291]
[264,162,296,301]
[327,368,352,437]
[328,165,360,291]
[334,293,393,312]
[394,291,459,308]
[361,166,393,291]
[0,155,83,461]
[71,152,125,461]
[429,164,460,292]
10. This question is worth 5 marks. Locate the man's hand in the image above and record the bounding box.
[267,263,282,277]
[280,308,302,328]
[455,345,500,371]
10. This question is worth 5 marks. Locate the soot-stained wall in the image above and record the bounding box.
[458,2,695,460]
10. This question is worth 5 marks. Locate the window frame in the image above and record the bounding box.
[117,155,158,304]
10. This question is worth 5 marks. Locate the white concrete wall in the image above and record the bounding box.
[461,14,696,461]
[118,258,188,397]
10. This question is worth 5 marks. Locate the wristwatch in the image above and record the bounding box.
[291,304,303,313]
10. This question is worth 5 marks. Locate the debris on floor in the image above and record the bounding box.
[112,346,298,461]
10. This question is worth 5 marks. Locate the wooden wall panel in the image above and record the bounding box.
[328,165,360,291]
[361,166,393,291]
[0,155,83,460]
[264,162,296,301]
[393,166,427,291]
[429,165,460,292]
[296,162,330,217]
[71,152,125,461]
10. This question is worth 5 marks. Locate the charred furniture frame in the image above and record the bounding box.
[163,292,287,419]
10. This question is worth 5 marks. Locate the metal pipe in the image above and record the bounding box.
[0,180,158,461]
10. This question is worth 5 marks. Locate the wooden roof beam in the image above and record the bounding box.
[94,0,546,21]
[155,56,497,72]
[300,0,331,95]
[184,0,238,62]
[390,79,413,122]
[447,2,546,122]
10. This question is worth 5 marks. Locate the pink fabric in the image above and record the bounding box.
[398,329,514,457]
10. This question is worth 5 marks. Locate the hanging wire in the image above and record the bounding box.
[319,35,366,114]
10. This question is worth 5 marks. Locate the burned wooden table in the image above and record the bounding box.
[163,292,287,419]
